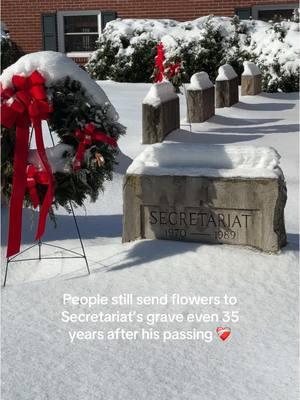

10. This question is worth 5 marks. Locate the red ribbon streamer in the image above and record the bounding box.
[153,42,181,82]
[154,42,165,83]
[73,122,117,171]
[0,70,53,258]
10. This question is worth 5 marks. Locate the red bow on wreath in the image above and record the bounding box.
[0,70,54,258]
[73,122,118,171]
[0,71,52,128]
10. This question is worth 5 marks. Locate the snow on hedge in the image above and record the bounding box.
[87,15,300,92]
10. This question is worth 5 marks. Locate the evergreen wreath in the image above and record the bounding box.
[1,67,126,213]
[1,51,126,258]
[0,51,125,258]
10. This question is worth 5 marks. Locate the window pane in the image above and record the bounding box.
[64,15,98,33]
[258,9,294,21]
[235,8,251,20]
[65,34,98,52]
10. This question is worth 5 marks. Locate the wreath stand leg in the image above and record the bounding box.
[3,127,90,287]
[3,213,90,287]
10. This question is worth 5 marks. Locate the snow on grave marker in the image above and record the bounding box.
[215,64,239,108]
[142,82,180,144]
[241,61,262,96]
[123,143,287,252]
[186,72,215,123]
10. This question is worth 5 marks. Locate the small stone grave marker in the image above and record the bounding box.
[123,143,287,252]
[142,82,179,144]
[215,64,239,108]
[186,72,215,123]
[241,61,262,96]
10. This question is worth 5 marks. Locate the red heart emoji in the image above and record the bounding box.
[216,327,231,341]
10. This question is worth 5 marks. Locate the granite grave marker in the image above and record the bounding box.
[241,61,262,96]
[142,82,180,144]
[186,72,215,123]
[123,143,287,252]
[215,64,239,108]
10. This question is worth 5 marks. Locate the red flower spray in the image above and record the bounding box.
[153,42,182,92]
[154,42,166,83]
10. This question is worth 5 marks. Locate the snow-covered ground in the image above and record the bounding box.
[1,82,299,400]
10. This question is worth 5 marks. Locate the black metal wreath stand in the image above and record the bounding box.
[3,126,90,287]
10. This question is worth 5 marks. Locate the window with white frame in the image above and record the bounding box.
[57,10,116,56]
[64,15,98,52]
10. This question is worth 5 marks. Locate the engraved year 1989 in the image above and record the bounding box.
[215,230,236,240]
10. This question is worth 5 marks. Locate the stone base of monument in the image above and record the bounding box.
[241,61,262,96]
[186,72,215,122]
[215,64,239,108]
[123,144,287,252]
[142,82,180,144]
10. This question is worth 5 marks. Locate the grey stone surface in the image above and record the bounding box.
[241,75,262,96]
[123,174,287,252]
[215,77,239,108]
[142,97,180,144]
[187,86,215,123]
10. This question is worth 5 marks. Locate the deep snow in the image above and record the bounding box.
[1,82,299,400]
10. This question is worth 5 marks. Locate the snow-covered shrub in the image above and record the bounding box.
[260,59,300,92]
[250,19,300,92]
[179,17,226,81]
[86,20,172,82]
[87,16,300,92]
[112,38,157,82]
[1,23,22,73]
[291,8,299,23]
[268,21,287,42]
[86,38,118,80]
[87,37,157,82]
[223,16,253,81]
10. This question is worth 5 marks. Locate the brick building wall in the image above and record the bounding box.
[2,0,297,56]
